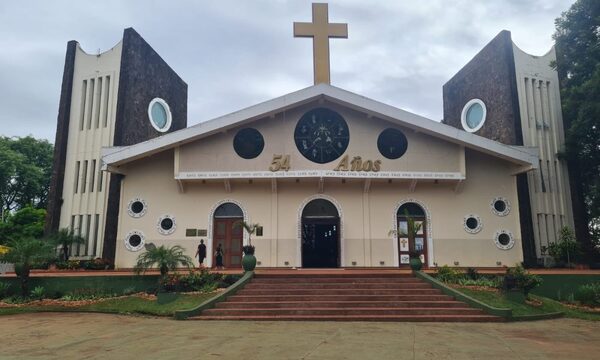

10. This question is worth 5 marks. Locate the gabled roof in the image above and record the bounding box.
[102,83,538,168]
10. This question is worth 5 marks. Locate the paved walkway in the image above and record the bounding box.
[1,314,598,359]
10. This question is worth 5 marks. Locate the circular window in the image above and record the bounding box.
[125,230,145,252]
[157,215,176,235]
[461,99,487,133]
[491,197,511,216]
[233,128,265,159]
[377,128,408,159]
[128,198,147,218]
[294,108,349,164]
[494,230,515,250]
[463,214,482,234]
[148,98,172,133]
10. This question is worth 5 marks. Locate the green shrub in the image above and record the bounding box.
[0,281,11,299]
[61,288,117,301]
[457,277,501,288]
[574,283,600,306]
[222,274,241,286]
[122,286,137,296]
[503,264,542,296]
[547,227,582,265]
[466,267,479,280]
[82,258,110,270]
[435,265,462,283]
[30,286,45,300]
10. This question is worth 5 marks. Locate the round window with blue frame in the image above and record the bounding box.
[460,99,487,133]
[148,98,172,132]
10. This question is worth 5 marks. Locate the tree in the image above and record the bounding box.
[133,244,194,287]
[553,0,600,255]
[0,206,46,245]
[0,136,53,216]
[48,228,85,262]
[0,237,55,296]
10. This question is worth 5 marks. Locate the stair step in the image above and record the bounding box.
[227,294,454,302]
[215,301,471,309]
[236,288,442,295]
[251,277,419,283]
[191,314,503,322]
[255,274,414,279]
[247,283,432,289]
[203,307,485,316]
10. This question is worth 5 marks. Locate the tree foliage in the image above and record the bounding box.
[0,206,46,245]
[133,244,194,280]
[48,228,86,261]
[553,0,600,247]
[0,237,55,296]
[0,136,53,216]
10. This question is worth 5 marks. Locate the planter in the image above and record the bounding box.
[242,254,257,272]
[156,292,179,304]
[409,257,422,271]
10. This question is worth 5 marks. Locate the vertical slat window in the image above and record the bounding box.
[80,80,87,131]
[103,76,111,128]
[92,214,100,257]
[74,161,80,194]
[89,160,96,193]
[85,214,91,256]
[98,168,103,192]
[87,78,95,130]
[76,215,84,256]
[95,77,102,128]
[70,215,76,257]
[81,160,88,193]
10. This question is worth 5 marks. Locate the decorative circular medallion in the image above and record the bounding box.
[377,128,408,159]
[463,214,482,234]
[148,98,172,133]
[233,128,264,159]
[491,197,511,216]
[461,99,487,133]
[125,230,145,252]
[294,108,349,164]
[157,215,176,235]
[128,198,147,218]
[494,230,515,250]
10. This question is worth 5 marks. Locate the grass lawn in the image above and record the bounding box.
[456,287,600,321]
[0,293,214,317]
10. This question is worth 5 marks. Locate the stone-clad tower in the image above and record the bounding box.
[45,28,187,264]
[442,30,580,266]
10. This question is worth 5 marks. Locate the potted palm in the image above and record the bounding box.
[133,243,194,303]
[235,221,260,272]
[389,210,424,271]
[0,237,55,296]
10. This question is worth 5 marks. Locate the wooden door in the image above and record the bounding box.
[213,218,243,268]
[397,216,427,267]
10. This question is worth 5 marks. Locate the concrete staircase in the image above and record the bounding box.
[190,272,502,322]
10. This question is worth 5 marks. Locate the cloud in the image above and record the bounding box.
[0,0,574,142]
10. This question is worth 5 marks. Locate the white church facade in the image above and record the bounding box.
[46,4,577,269]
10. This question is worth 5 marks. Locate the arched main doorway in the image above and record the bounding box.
[212,202,244,268]
[301,198,340,268]
[396,202,427,267]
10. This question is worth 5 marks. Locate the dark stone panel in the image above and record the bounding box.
[517,174,537,266]
[44,41,78,236]
[102,27,188,264]
[442,31,519,145]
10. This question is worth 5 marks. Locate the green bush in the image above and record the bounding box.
[435,265,462,283]
[503,264,542,296]
[61,288,117,301]
[30,286,45,300]
[0,281,10,299]
[466,267,479,280]
[457,277,501,288]
[547,227,582,265]
[574,283,600,306]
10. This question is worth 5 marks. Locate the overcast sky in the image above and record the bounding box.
[0,0,574,143]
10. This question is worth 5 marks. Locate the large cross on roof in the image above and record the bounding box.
[294,3,348,85]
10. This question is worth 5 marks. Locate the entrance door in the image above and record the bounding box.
[397,202,427,267]
[212,203,244,268]
[301,199,340,268]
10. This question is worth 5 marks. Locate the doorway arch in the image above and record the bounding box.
[297,195,343,268]
[392,199,434,267]
[207,200,248,268]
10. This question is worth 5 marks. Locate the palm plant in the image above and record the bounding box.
[133,244,194,287]
[388,209,423,259]
[235,221,260,249]
[48,228,85,261]
[0,237,55,296]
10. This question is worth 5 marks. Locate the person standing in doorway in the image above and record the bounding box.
[215,243,224,270]
[195,239,207,268]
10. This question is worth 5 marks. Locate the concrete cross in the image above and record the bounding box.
[294,3,348,85]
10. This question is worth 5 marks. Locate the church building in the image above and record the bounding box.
[46,4,577,269]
